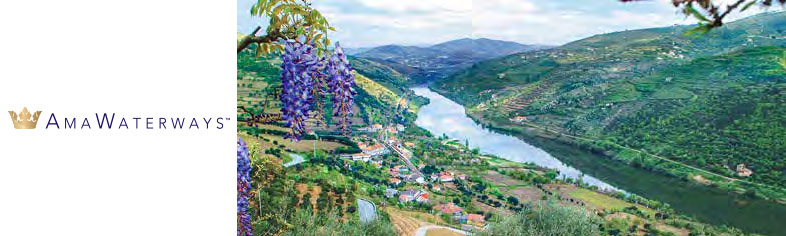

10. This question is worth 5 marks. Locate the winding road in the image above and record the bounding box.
[357,198,376,223]
[414,225,468,236]
[283,153,305,167]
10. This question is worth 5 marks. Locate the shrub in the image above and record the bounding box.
[479,202,601,236]
[282,210,397,236]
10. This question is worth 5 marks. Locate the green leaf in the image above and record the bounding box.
[741,1,757,12]
[272,4,287,17]
[685,4,710,22]
[265,0,279,14]
[684,23,712,37]
[251,4,259,15]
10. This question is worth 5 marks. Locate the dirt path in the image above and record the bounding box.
[386,208,470,236]
[387,209,429,236]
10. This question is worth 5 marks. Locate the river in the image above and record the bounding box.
[411,87,786,236]
[412,87,617,190]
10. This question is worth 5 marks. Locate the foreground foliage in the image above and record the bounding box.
[479,203,601,236]
[282,210,397,236]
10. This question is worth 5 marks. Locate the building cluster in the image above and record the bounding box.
[386,135,413,160]
[385,168,471,209]
[359,142,389,156]
[339,141,390,167]
[434,202,487,230]
[359,123,384,132]
[359,123,405,133]
[398,189,429,203]
[347,122,487,230]
[384,188,429,203]
[389,165,425,184]
[342,123,407,164]
[429,171,465,183]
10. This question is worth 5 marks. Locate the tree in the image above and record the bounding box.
[506,196,520,205]
[238,0,332,54]
[237,0,357,140]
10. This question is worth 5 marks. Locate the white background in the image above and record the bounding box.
[0,0,235,235]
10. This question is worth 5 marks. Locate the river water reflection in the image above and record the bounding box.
[412,86,786,235]
[412,87,617,190]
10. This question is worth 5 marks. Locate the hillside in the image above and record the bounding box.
[431,38,552,60]
[433,12,786,189]
[349,57,409,91]
[236,34,763,236]
[357,38,550,84]
[236,45,426,138]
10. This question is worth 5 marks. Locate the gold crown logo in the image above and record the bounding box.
[8,107,42,129]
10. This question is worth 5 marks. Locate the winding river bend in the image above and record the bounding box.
[412,87,617,190]
[411,87,786,236]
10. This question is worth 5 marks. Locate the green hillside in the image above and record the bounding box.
[349,57,409,89]
[436,12,785,106]
[355,38,550,84]
[602,47,786,188]
[237,45,426,131]
[433,12,786,191]
[236,35,767,236]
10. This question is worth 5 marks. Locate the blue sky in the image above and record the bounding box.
[237,0,774,47]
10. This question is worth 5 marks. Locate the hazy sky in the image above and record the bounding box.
[237,0,775,48]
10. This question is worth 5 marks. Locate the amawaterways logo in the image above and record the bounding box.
[8,107,42,129]
[8,107,229,130]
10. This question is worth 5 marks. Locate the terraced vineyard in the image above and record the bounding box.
[435,12,786,191]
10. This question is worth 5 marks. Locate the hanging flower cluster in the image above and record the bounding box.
[279,36,356,140]
[326,42,357,135]
[237,138,254,236]
[279,36,322,141]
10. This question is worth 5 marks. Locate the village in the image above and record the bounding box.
[336,123,490,231]
[238,104,753,236]
[237,105,731,236]
[299,116,724,236]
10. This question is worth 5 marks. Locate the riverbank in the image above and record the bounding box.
[411,87,619,190]
[428,82,786,204]
[464,109,786,204]
[421,86,786,235]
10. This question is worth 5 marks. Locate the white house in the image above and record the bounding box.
[361,143,389,157]
[340,153,372,162]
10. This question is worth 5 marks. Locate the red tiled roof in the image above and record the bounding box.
[435,203,462,214]
[363,144,385,151]
[467,214,484,222]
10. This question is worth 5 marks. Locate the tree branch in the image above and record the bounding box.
[620,0,776,29]
[714,0,748,26]
[237,26,282,54]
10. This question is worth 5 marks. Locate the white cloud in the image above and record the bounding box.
[356,0,471,14]
[312,0,472,47]
[238,0,779,47]
[470,0,693,45]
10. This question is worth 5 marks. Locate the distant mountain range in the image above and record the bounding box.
[353,38,551,84]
